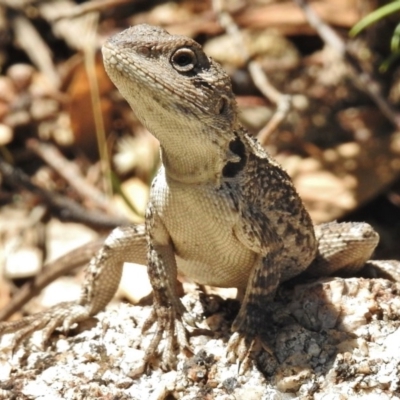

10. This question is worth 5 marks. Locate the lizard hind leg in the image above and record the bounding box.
[0,225,146,353]
[308,221,380,277]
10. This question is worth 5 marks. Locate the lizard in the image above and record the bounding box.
[1,24,399,372]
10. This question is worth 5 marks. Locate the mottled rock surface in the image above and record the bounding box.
[1,277,399,399]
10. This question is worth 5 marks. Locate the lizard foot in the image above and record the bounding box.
[141,305,193,371]
[226,331,260,373]
[226,298,278,371]
[0,301,90,351]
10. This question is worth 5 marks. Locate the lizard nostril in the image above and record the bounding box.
[137,46,150,56]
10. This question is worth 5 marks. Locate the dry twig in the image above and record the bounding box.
[0,238,105,321]
[48,0,133,22]
[12,15,60,88]
[213,0,292,145]
[27,139,113,216]
[0,157,129,229]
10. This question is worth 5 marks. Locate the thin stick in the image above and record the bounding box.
[213,0,292,145]
[0,239,105,321]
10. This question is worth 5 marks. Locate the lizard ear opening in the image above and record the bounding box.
[222,136,247,178]
[217,96,229,115]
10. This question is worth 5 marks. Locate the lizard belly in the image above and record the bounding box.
[175,247,256,290]
[171,205,257,289]
[156,179,258,289]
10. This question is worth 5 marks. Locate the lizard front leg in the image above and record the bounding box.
[0,225,147,350]
[141,204,191,370]
[227,247,282,363]
[227,200,316,364]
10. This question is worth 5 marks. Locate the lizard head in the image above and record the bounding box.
[102,24,242,182]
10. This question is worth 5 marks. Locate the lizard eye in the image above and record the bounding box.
[171,48,197,72]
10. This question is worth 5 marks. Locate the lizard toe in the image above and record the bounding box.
[226,331,257,373]
[10,317,52,351]
[0,301,91,351]
[226,332,252,361]
[142,304,192,371]
[182,310,198,327]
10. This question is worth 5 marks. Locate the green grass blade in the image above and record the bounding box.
[350,1,400,37]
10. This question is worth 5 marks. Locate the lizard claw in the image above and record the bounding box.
[142,305,192,371]
[182,310,198,328]
[226,331,256,372]
[0,301,90,351]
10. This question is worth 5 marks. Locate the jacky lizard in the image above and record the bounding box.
[1,24,399,371]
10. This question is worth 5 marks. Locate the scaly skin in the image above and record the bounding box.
[1,25,399,372]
